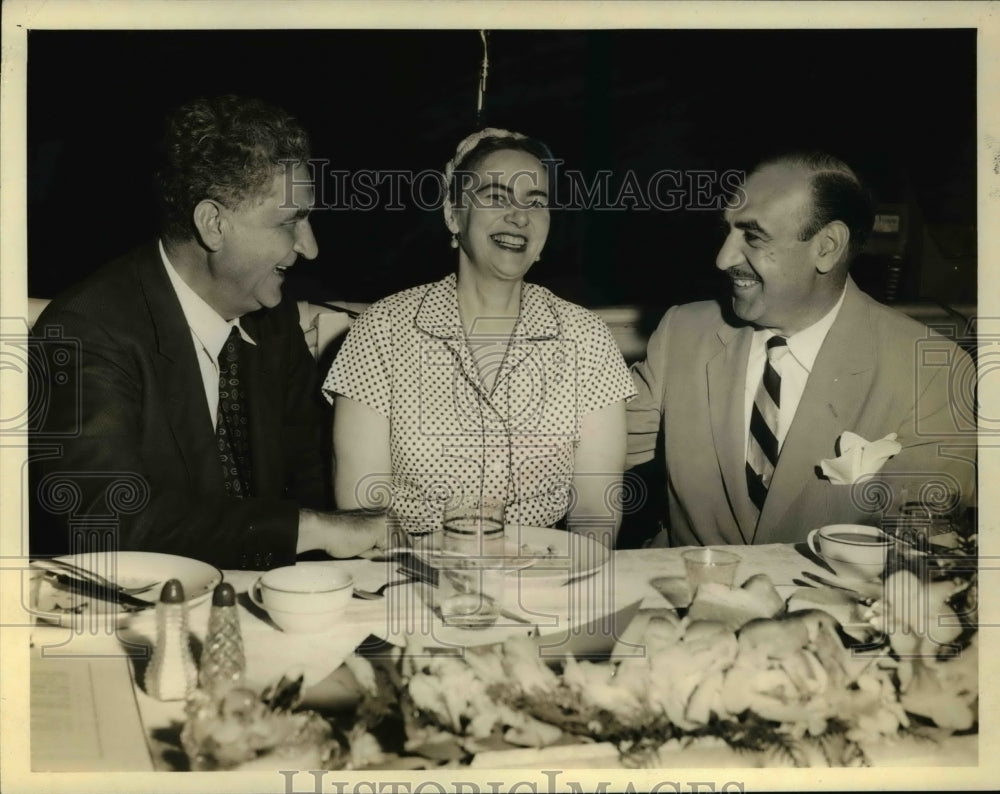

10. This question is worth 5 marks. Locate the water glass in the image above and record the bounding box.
[437,566,505,629]
[442,499,506,557]
[682,548,741,595]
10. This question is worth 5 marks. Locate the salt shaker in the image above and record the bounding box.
[198,582,245,696]
[143,578,198,701]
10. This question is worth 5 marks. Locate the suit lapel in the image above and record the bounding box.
[707,322,757,543]
[137,248,222,490]
[756,281,875,540]
[239,314,279,497]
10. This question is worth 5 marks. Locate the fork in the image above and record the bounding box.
[32,558,160,595]
[40,571,157,611]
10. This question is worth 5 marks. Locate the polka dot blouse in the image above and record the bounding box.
[322,274,635,533]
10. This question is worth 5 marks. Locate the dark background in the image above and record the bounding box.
[27,29,977,320]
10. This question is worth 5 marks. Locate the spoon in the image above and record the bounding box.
[352,573,420,600]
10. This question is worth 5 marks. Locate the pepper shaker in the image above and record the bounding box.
[144,578,198,701]
[199,582,246,696]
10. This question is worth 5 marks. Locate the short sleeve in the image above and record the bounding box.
[321,302,394,417]
[573,308,636,415]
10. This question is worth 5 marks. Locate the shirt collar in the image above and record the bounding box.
[414,273,560,341]
[758,286,847,373]
[159,239,255,360]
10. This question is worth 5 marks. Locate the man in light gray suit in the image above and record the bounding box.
[627,152,975,546]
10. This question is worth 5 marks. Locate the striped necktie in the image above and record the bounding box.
[746,335,788,516]
[216,326,253,498]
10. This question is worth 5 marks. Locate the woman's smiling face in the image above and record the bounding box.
[451,148,550,283]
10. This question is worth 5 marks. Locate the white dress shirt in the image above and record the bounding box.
[159,240,256,429]
[743,287,847,452]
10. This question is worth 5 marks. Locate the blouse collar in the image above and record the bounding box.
[414,273,560,341]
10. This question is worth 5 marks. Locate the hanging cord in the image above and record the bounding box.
[474,335,514,516]
[503,360,514,513]
[476,370,488,510]
[476,30,490,126]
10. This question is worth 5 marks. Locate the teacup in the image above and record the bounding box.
[250,563,353,632]
[806,524,890,581]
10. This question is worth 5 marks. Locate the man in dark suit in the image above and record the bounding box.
[627,152,975,546]
[30,95,385,570]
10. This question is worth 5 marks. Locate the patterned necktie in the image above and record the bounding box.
[216,326,253,498]
[746,335,788,516]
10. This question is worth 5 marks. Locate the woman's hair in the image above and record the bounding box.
[442,128,554,226]
[156,94,311,243]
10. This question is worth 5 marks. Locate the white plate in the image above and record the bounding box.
[31,551,222,626]
[410,525,611,586]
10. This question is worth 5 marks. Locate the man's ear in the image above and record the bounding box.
[192,199,225,252]
[813,220,850,274]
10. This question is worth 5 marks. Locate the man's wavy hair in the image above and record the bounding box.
[757,151,875,267]
[156,94,311,243]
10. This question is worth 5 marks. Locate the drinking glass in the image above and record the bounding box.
[441,499,506,557]
[437,566,505,629]
[682,548,741,596]
[433,499,509,628]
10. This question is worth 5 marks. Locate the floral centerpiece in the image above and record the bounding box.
[343,536,978,768]
[180,673,344,770]
[175,526,978,769]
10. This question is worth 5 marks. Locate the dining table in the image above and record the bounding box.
[26,539,979,775]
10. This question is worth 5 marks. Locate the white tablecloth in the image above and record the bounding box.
[125,543,825,693]
[27,542,979,771]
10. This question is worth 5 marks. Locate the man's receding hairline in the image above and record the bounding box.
[752,155,861,191]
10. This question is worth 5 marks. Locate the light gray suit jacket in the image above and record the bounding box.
[627,279,976,546]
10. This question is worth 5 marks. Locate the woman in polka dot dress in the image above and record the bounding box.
[323,129,635,545]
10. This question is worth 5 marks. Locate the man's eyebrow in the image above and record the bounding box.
[734,219,769,237]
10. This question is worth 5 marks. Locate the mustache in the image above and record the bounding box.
[725,267,759,280]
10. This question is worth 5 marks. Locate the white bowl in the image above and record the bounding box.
[254,563,353,614]
[31,551,222,627]
[248,598,348,634]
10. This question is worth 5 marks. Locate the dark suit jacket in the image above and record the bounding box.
[627,279,977,546]
[29,243,328,569]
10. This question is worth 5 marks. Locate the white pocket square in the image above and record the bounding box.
[819,431,902,485]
